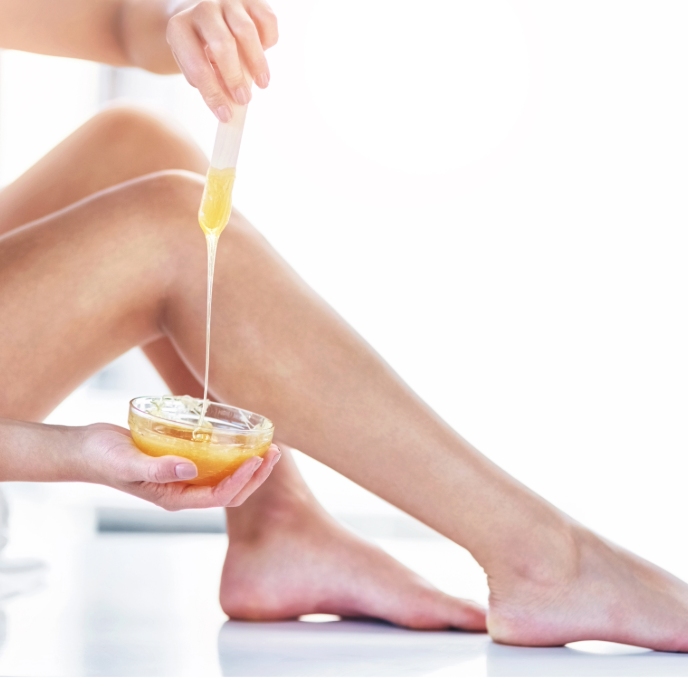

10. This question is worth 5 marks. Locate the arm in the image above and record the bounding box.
[0,418,86,482]
[0,0,278,120]
[0,0,130,66]
[0,417,280,510]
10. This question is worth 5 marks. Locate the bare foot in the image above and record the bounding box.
[487,523,688,651]
[220,499,486,631]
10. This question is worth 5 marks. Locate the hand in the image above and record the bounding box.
[80,423,281,510]
[166,0,278,121]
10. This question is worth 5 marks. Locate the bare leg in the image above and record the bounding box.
[0,108,484,630]
[3,169,688,649]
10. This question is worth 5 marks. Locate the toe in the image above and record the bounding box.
[399,590,487,632]
[449,597,488,632]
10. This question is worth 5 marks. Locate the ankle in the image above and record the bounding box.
[226,485,321,544]
[486,515,583,591]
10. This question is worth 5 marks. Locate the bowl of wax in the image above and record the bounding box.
[128,395,274,486]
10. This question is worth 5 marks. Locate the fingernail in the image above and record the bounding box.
[232,86,251,105]
[175,463,198,480]
[215,105,231,123]
[255,72,270,88]
[270,451,282,467]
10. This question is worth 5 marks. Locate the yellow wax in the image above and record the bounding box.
[198,167,236,236]
[129,409,272,487]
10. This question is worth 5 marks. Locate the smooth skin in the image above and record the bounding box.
[3,0,688,649]
[4,122,688,651]
[0,106,484,630]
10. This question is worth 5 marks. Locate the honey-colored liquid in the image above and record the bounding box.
[197,167,236,425]
[198,167,236,237]
[129,408,272,487]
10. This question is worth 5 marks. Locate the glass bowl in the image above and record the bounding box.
[128,395,274,486]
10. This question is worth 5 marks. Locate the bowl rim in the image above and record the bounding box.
[129,395,274,436]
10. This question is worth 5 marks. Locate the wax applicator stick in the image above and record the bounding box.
[197,75,252,427]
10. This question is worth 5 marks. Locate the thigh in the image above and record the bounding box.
[0,106,207,236]
[0,108,211,403]
[0,170,204,421]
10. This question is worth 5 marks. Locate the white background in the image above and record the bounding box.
[1,0,688,581]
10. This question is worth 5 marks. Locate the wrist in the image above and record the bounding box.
[76,424,120,486]
[0,419,87,483]
[37,424,90,483]
[118,0,182,74]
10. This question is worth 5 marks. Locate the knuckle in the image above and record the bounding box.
[225,72,245,87]
[260,12,278,46]
[258,5,277,23]
[207,39,234,60]
[166,14,189,43]
[203,90,227,109]
[216,61,244,85]
[193,70,223,98]
[230,18,254,40]
[250,56,269,74]
[184,62,207,87]
[167,12,184,32]
[193,0,220,19]
[262,30,278,49]
[146,462,165,483]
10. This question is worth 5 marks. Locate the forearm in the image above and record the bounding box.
[118,0,186,74]
[0,0,126,65]
[0,0,181,73]
[0,0,277,117]
[0,418,85,483]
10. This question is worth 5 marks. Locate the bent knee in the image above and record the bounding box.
[125,170,205,224]
[82,106,206,173]
[81,170,208,281]
[84,105,172,148]
[117,172,271,268]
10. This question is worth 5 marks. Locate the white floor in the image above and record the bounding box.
[0,495,687,677]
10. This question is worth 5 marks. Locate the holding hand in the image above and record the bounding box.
[81,423,281,510]
[166,0,279,121]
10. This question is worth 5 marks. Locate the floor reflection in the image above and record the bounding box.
[218,619,490,676]
[218,619,688,677]
[488,642,688,677]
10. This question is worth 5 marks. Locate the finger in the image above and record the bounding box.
[225,445,281,506]
[108,425,131,437]
[127,481,214,511]
[129,450,274,510]
[153,456,263,510]
[121,448,198,484]
[167,13,233,121]
[223,5,270,88]
[246,0,279,50]
[193,3,251,106]
[209,455,267,505]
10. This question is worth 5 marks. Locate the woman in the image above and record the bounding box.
[1,0,688,650]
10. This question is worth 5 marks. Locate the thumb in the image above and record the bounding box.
[125,453,198,484]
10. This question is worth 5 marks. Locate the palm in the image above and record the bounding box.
[83,423,279,510]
